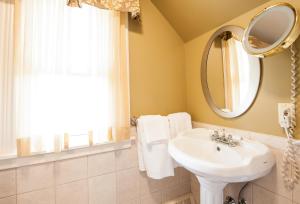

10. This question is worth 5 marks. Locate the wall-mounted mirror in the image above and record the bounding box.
[243,3,300,57]
[201,25,261,118]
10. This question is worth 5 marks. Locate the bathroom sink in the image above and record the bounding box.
[168,128,275,204]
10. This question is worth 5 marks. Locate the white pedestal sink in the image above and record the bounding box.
[168,128,275,204]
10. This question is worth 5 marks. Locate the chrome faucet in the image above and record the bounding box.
[210,129,240,147]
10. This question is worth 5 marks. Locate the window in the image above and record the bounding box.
[0,0,130,156]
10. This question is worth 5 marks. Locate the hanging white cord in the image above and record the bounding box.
[281,43,300,190]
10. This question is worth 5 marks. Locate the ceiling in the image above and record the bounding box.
[151,0,270,42]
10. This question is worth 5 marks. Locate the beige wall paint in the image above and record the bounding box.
[128,0,300,138]
[129,0,187,117]
[151,0,269,42]
[185,0,300,138]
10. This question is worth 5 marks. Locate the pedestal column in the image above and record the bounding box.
[197,177,227,204]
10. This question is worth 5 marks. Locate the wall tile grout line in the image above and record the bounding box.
[54,160,56,204]
[16,186,55,197]
[15,167,18,199]
[86,155,89,204]
[15,167,17,202]
[252,181,292,200]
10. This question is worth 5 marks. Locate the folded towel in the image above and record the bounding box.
[167,112,192,168]
[137,115,174,179]
[140,115,170,145]
[167,112,192,139]
[137,126,146,171]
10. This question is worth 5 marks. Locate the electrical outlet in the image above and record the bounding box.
[278,103,293,128]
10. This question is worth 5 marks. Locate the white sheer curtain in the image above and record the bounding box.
[0,0,15,155]
[221,37,251,112]
[0,0,130,156]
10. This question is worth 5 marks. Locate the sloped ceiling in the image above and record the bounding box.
[151,0,270,42]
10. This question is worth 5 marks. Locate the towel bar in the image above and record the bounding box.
[130,116,138,126]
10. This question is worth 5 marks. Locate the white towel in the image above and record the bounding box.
[137,115,174,179]
[167,112,192,168]
[167,112,192,139]
[137,126,146,171]
[141,115,170,144]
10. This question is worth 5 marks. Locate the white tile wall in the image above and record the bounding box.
[88,152,115,177]
[252,184,292,204]
[0,196,16,204]
[88,173,117,204]
[0,141,191,204]
[117,167,140,203]
[55,157,87,185]
[253,148,292,199]
[163,181,191,202]
[115,145,138,170]
[0,169,16,198]
[56,180,88,204]
[140,192,162,204]
[17,163,54,194]
[17,188,55,204]
[139,172,164,196]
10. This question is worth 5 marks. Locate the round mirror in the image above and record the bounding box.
[201,25,261,118]
[243,3,300,57]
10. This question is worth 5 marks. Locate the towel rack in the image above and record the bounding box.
[130,116,138,126]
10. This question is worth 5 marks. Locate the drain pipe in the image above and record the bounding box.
[223,182,249,204]
[237,182,249,204]
[224,196,236,204]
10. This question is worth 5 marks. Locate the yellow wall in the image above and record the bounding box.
[185,0,300,137]
[129,0,300,138]
[129,0,186,117]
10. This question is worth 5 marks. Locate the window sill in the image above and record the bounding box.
[0,137,136,171]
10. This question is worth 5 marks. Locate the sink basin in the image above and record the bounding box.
[168,128,275,204]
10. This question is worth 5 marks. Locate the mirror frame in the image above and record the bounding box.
[201,25,261,118]
[242,2,300,57]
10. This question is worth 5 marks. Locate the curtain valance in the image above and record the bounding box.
[68,0,140,20]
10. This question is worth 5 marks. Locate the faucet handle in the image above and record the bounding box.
[220,128,226,137]
[227,134,233,142]
[209,130,217,136]
[210,130,219,141]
